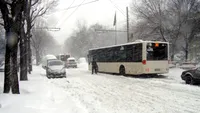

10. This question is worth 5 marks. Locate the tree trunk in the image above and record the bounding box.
[26,0,32,74]
[36,50,40,66]
[20,28,28,81]
[185,41,189,62]
[185,50,188,62]
[10,43,20,94]
[3,41,11,93]
[170,44,176,61]
[24,36,28,74]
[1,0,23,94]
[28,38,32,74]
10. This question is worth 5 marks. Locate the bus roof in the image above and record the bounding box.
[89,40,169,51]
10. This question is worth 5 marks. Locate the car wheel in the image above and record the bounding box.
[47,74,51,79]
[185,75,195,85]
[63,73,67,78]
[47,73,51,79]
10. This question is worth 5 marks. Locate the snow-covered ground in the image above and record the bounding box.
[1,63,200,113]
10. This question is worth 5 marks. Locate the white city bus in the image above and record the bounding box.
[88,40,169,75]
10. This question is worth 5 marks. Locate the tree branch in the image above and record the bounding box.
[0,23,4,26]
[31,0,39,6]
[31,7,45,22]
[181,45,187,51]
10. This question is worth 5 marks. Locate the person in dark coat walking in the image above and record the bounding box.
[92,58,98,74]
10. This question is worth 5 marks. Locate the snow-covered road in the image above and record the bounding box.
[1,63,200,113]
[51,64,200,113]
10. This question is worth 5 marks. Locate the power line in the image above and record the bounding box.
[56,0,86,27]
[108,0,126,16]
[57,0,95,27]
[55,0,76,26]
[50,0,99,15]
[66,0,76,11]
[61,0,99,11]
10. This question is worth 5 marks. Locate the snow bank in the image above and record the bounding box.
[164,68,185,83]
[0,66,87,113]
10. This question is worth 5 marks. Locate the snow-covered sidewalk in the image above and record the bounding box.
[0,66,87,113]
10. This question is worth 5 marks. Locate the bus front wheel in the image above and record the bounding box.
[119,66,125,76]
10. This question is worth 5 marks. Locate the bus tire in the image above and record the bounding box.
[119,66,125,76]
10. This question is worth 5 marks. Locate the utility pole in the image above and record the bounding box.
[114,11,117,45]
[126,7,129,42]
[115,23,117,45]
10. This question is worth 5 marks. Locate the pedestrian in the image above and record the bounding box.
[92,58,98,74]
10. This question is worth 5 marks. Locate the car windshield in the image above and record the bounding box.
[68,60,75,63]
[48,61,63,66]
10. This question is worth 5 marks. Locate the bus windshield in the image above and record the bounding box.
[146,43,168,60]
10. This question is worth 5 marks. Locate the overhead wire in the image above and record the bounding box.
[108,0,126,17]
[61,0,98,11]
[57,0,86,27]
[55,0,76,26]
[67,0,76,10]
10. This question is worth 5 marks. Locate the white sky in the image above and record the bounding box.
[46,0,133,45]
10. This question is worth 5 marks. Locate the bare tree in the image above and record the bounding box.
[0,0,25,94]
[18,0,58,80]
[64,22,126,58]
[131,0,200,61]
[31,18,59,65]
[168,0,200,61]
[132,0,169,41]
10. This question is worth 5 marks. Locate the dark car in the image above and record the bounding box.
[181,67,200,85]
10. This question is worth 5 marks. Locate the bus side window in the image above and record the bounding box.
[133,44,142,62]
[98,49,105,62]
[126,45,133,62]
[115,46,126,62]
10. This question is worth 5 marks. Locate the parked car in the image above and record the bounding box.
[179,62,196,70]
[41,54,57,69]
[0,61,4,72]
[181,67,200,85]
[46,59,66,78]
[65,57,77,68]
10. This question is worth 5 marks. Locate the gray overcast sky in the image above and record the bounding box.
[46,0,132,44]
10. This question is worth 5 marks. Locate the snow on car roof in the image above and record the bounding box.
[89,40,169,51]
[45,55,57,59]
[67,57,75,60]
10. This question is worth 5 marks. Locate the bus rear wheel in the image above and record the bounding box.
[119,66,125,76]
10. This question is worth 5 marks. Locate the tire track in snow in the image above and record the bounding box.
[50,68,200,113]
